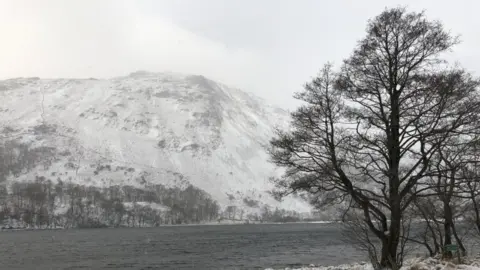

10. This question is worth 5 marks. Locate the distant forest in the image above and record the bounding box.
[0,178,218,228]
[0,177,306,229]
[0,125,307,228]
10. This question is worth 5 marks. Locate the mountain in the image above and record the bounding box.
[0,71,310,217]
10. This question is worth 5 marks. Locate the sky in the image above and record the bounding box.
[1,0,479,109]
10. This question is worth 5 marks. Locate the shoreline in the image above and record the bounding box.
[266,256,480,270]
[0,220,340,231]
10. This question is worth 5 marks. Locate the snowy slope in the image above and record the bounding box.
[0,71,310,212]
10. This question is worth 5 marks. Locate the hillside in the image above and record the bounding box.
[0,71,311,225]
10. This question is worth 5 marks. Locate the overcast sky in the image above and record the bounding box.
[1,0,479,108]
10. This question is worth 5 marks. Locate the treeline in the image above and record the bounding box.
[0,177,221,228]
[0,177,306,229]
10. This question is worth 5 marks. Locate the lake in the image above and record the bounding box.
[0,223,367,270]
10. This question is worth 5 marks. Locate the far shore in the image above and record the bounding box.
[0,220,340,232]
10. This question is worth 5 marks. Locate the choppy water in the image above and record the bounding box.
[0,223,365,270]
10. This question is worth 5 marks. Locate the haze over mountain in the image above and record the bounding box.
[0,71,311,215]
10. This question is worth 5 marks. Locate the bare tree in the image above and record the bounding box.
[269,7,480,268]
[458,140,480,236]
[342,209,382,270]
[428,140,472,257]
[410,196,443,256]
[408,135,480,258]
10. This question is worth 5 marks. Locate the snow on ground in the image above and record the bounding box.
[265,262,372,270]
[265,257,480,270]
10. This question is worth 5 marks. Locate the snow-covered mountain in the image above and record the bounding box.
[0,71,310,213]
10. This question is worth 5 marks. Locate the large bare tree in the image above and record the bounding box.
[269,7,480,268]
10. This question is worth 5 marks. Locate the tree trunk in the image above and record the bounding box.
[380,202,401,269]
[443,201,453,258]
[451,222,467,256]
[380,235,399,269]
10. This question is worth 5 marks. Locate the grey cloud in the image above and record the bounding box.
[1,0,479,109]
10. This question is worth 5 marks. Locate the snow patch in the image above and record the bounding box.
[266,257,480,270]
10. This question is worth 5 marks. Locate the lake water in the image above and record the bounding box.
[0,223,366,270]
